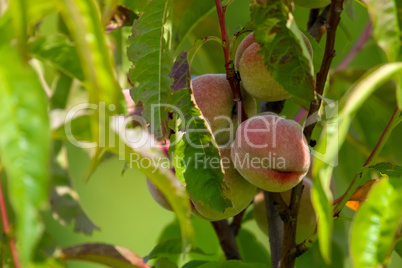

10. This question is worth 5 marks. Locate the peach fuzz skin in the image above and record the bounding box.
[231,114,310,192]
[253,178,316,243]
[235,32,313,102]
[191,74,257,146]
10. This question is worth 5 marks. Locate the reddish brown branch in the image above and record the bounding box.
[308,5,331,42]
[212,0,248,260]
[214,0,248,123]
[0,173,22,268]
[230,208,247,236]
[304,0,344,142]
[211,220,241,260]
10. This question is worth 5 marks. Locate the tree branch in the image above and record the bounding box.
[211,220,241,260]
[278,1,345,265]
[264,191,284,268]
[304,0,344,143]
[230,208,247,236]
[308,5,331,42]
[280,181,304,267]
[215,0,248,123]
[0,172,22,268]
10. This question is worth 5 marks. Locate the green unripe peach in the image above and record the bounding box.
[191,74,257,145]
[231,113,310,192]
[295,0,330,9]
[253,178,316,243]
[191,147,257,221]
[235,32,313,102]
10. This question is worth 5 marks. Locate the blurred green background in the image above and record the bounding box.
[11,0,401,267]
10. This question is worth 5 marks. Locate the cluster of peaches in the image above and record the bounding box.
[146,31,315,242]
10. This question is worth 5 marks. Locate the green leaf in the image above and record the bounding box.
[61,243,151,268]
[197,260,269,268]
[369,162,402,178]
[394,238,402,258]
[127,0,173,138]
[250,0,314,105]
[109,120,194,255]
[365,0,401,62]
[29,35,84,81]
[53,0,121,145]
[155,258,178,268]
[0,46,50,266]
[145,238,208,261]
[295,240,344,268]
[312,62,402,262]
[173,0,216,51]
[350,177,402,268]
[51,161,99,235]
[167,51,232,213]
[236,229,271,265]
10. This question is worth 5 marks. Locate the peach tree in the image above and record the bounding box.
[0,0,401,268]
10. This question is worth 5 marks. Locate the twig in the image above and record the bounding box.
[212,0,247,259]
[304,1,344,143]
[307,9,320,30]
[308,5,331,42]
[333,106,401,217]
[0,172,22,268]
[264,191,284,268]
[230,209,247,236]
[214,0,248,123]
[279,1,345,265]
[336,21,372,71]
[211,220,241,260]
[280,181,304,267]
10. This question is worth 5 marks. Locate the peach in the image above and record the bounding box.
[253,178,316,243]
[191,74,257,146]
[231,113,310,192]
[235,32,313,102]
[191,147,257,221]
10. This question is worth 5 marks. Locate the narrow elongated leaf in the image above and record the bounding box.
[30,35,84,81]
[61,243,151,268]
[168,53,231,213]
[350,177,402,268]
[127,0,173,138]
[250,0,314,105]
[109,119,194,254]
[365,0,401,62]
[312,62,402,262]
[0,46,50,266]
[53,0,121,145]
